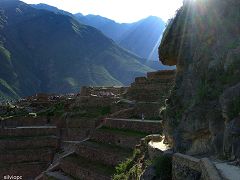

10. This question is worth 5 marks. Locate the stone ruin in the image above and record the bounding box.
[126,70,175,102]
[0,69,176,179]
[80,86,128,98]
[110,70,176,119]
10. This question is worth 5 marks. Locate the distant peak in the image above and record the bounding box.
[75,13,83,17]
[144,16,163,21]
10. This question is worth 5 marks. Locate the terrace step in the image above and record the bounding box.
[0,147,54,164]
[44,171,73,180]
[61,128,92,141]
[75,140,131,166]
[0,135,58,150]
[104,118,162,133]
[92,127,146,149]
[60,153,114,180]
[0,161,48,179]
[0,126,57,137]
[1,116,55,128]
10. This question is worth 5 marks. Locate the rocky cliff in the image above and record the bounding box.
[159,0,240,159]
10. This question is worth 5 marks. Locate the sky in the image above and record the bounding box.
[21,0,183,23]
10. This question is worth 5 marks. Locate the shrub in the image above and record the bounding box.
[113,148,141,180]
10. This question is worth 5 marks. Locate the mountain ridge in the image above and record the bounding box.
[31,3,167,63]
[0,0,153,101]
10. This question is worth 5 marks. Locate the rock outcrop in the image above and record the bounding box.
[159,0,240,158]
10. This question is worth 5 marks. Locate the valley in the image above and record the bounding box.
[0,0,239,179]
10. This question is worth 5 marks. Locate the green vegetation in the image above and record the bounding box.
[70,106,111,118]
[99,126,149,137]
[153,155,172,179]
[37,102,65,117]
[113,149,141,180]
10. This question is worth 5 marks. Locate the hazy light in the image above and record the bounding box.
[22,0,183,23]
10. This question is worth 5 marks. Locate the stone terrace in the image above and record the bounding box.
[0,117,58,179]
[40,118,162,180]
[0,70,172,179]
[126,70,175,102]
[115,70,176,120]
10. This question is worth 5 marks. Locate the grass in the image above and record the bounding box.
[87,139,132,154]
[37,102,65,117]
[113,149,141,180]
[99,126,149,137]
[68,106,112,118]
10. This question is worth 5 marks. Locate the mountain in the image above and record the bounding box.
[0,0,153,101]
[30,4,166,62]
[31,3,74,17]
[76,15,166,62]
[75,14,135,43]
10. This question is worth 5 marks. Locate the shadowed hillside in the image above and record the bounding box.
[0,0,153,101]
[76,15,166,62]
[31,3,168,67]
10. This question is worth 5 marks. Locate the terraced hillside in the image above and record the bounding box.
[40,118,162,179]
[0,70,174,179]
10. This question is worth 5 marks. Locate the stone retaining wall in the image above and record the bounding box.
[0,148,53,164]
[0,127,57,137]
[0,136,58,150]
[0,162,48,179]
[73,96,118,108]
[172,153,201,180]
[104,118,162,134]
[61,128,91,141]
[65,117,96,128]
[80,86,128,97]
[126,70,175,102]
[75,143,128,166]
[172,153,222,180]
[60,159,111,180]
[147,70,176,80]
[0,116,59,128]
[91,130,141,149]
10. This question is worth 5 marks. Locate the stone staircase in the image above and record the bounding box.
[0,117,58,179]
[40,118,162,180]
